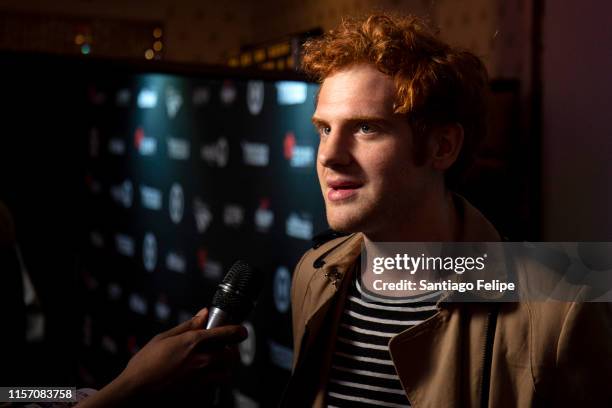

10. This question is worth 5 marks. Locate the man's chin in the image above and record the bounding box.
[326,214,365,234]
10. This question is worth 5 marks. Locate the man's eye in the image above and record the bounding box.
[319,126,331,136]
[359,124,374,133]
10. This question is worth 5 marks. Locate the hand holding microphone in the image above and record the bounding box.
[76,260,262,407]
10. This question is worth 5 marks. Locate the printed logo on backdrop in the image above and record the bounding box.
[140,185,162,211]
[193,198,213,233]
[273,266,291,313]
[155,296,171,322]
[197,248,223,281]
[82,270,99,291]
[128,293,148,315]
[283,131,314,168]
[134,127,157,156]
[201,137,229,167]
[137,88,158,109]
[166,251,187,273]
[233,391,260,408]
[142,232,157,272]
[89,230,104,248]
[169,183,184,224]
[223,204,244,228]
[127,335,140,355]
[239,322,256,366]
[241,141,269,167]
[246,80,265,115]
[88,85,106,105]
[108,138,126,155]
[89,128,99,158]
[192,86,211,106]
[177,310,192,325]
[220,80,237,105]
[276,81,307,105]
[107,283,122,301]
[116,88,131,107]
[85,174,102,195]
[111,180,133,208]
[254,198,274,232]
[115,233,135,257]
[101,335,118,355]
[286,212,314,240]
[167,136,190,160]
[165,86,183,119]
[268,340,293,371]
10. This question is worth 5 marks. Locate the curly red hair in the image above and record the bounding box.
[302,14,489,186]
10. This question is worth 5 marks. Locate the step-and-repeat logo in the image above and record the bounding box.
[108,138,126,156]
[273,266,291,313]
[137,88,157,109]
[197,248,224,281]
[166,251,186,273]
[241,141,269,167]
[128,293,148,315]
[142,232,157,272]
[247,80,264,115]
[276,81,307,105]
[116,88,131,107]
[110,180,133,208]
[167,137,190,160]
[115,233,135,257]
[283,131,314,168]
[201,137,229,167]
[220,80,237,105]
[134,127,157,156]
[193,198,213,233]
[169,183,184,224]
[192,86,210,106]
[223,204,244,228]
[140,185,162,210]
[254,198,274,233]
[165,85,183,119]
[286,212,314,240]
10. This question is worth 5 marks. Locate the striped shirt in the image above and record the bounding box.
[326,275,442,408]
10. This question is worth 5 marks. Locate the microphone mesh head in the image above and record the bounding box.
[211,260,262,323]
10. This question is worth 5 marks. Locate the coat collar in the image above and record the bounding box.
[308,194,503,313]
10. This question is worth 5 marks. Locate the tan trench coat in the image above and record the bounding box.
[281,197,612,407]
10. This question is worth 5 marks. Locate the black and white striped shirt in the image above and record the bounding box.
[326,275,442,408]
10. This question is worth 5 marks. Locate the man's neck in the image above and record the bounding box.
[364,190,460,243]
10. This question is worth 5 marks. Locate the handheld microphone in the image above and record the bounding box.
[206,260,263,329]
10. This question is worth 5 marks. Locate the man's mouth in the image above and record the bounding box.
[326,179,363,202]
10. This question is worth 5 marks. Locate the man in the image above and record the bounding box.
[282,14,612,407]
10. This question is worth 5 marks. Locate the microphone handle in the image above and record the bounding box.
[205,307,231,329]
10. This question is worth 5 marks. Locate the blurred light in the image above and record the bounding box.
[144,49,154,60]
[153,41,163,52]
[254,49,266,63]
[81,44,91,55]
[240,53,253,67]
[74,34,85,45]
[153,27,163,38]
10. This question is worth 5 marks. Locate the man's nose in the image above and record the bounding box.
[317,130,352,167]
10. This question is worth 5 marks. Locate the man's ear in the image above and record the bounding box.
[429,123,464,171]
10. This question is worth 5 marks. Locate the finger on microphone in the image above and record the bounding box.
[192,308,209,328]
[193,325,248,351]
[153,315,202,341]
[195,307,209,318]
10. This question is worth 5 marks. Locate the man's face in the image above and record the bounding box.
[312,64,434,238]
